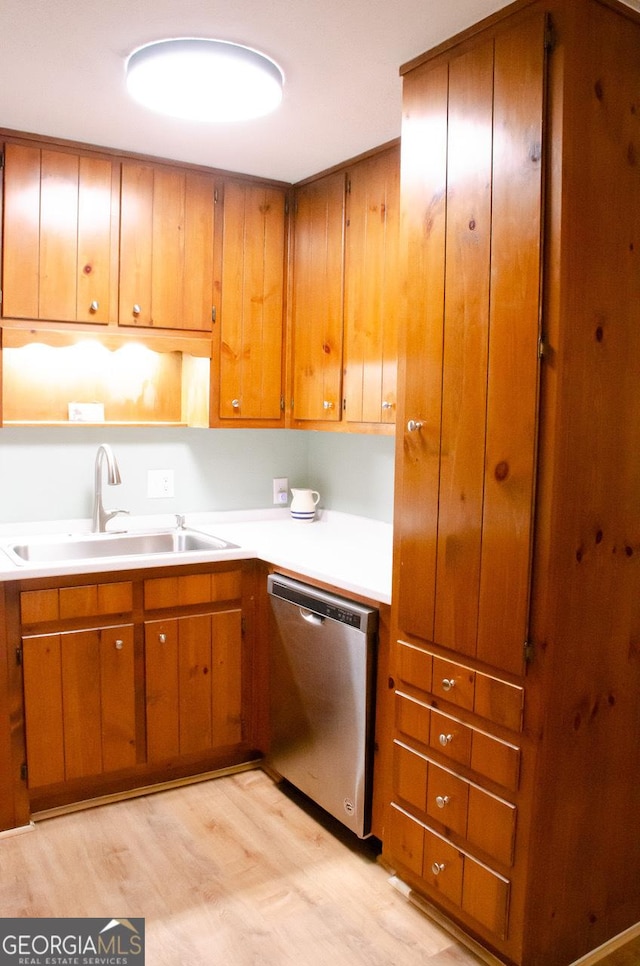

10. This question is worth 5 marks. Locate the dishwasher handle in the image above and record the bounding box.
[300,607,325,625]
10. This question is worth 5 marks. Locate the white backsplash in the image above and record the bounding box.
[0,427,395,526]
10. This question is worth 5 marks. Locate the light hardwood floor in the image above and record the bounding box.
[0,769,483,965]
[0,769,638,966]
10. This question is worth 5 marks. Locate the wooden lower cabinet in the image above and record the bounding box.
[23,625,136,786]
[145,609,243,761]
[386,640,521,951]
[12,564,258,815]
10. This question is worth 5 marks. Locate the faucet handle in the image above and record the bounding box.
[175,513,186,529]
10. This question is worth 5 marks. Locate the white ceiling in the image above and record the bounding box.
[2,0,640,184]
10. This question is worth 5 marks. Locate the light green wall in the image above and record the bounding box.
[0,427,395,525]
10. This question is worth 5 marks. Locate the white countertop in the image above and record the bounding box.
[0,509,393,604]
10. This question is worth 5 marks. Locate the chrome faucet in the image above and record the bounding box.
[92,444,129,533]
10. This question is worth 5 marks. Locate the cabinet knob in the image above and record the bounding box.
[114,639,124,650]
[441,678,456,692]
[158,633,167,644]
[431,862,445,875]
[231,399,240,409]
[438,733,453,746]
[132,304,141,315]
[382,401,393,410]
[435,795,450,809]
[89,300,100,312]
[407,419,423,432]
[323,400,334,410]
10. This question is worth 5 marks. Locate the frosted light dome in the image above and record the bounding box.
[126,38,284,123]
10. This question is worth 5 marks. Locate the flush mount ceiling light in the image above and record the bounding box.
[126,38,284,122]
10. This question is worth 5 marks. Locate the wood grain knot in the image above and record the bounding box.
[322,343,331,354]
[83,264,92,274]
[468,218,476,231]
[494,461,509,482]
[594,79,604,101]
[595,325,604,342]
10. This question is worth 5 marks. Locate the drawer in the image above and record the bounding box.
[394,746,517,867]
[144,570,242,609]
[388,804,511,941]
[21,581,133,624]
[396,693,521,792]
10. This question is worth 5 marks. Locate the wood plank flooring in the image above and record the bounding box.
[0,769,483,965]
[0,768,637,966]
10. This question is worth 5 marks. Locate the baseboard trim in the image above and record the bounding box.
[570,921,640,965]
[30,759,261,823]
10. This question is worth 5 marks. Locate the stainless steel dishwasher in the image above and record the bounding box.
[266,573,378,838]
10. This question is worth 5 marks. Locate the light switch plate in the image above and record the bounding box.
[147,469,174,499]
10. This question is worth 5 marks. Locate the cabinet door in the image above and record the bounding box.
[291,171,345,422]
[343,145,400,425]
[22,625,136,788]
[145,609,243,763]
[119,162,215,331]
[217,181,286,422]
[394,13,545,675]
[2,143,117,323]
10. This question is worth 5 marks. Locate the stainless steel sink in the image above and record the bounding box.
[1,528,238,566]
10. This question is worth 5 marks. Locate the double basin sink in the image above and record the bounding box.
[1,528,238,567]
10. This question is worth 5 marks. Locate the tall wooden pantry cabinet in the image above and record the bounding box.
[383,1,640,965]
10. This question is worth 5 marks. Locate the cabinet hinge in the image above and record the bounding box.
[211,306,217,324]
[214,188,219,204]
[0,152,4,169]
[544,15,556,52]
[346,178,351,195]
[538,336,548,359]
[524,640,534,664]
[15,645,22,666]
[241,615,247,635]
[280,396,285,412]
[284,199,289,215]
[20,762,27,782]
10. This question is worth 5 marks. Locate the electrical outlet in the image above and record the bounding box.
[147,469,174,499]
[273,477,289,505]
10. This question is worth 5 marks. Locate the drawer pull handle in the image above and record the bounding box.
[158,633,167,644]
[438,733,453,746]
[90,300,100,312]
[435,795,450,809]
[407,419,423,432]
[431,862,445,875]
[232,399,241,409]
[132,304,141,315]
[114,639,124,650]
[323,400,334,410]
[441,678,455,692]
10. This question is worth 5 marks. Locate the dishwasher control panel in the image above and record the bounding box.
[267,574,378,633]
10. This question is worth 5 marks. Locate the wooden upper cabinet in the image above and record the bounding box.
[2,143,119,324]
[343,145,400,426]
[393,12,545,677]
[119,162,216,331]
[215,180,286,423]
[290,170,346,422]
